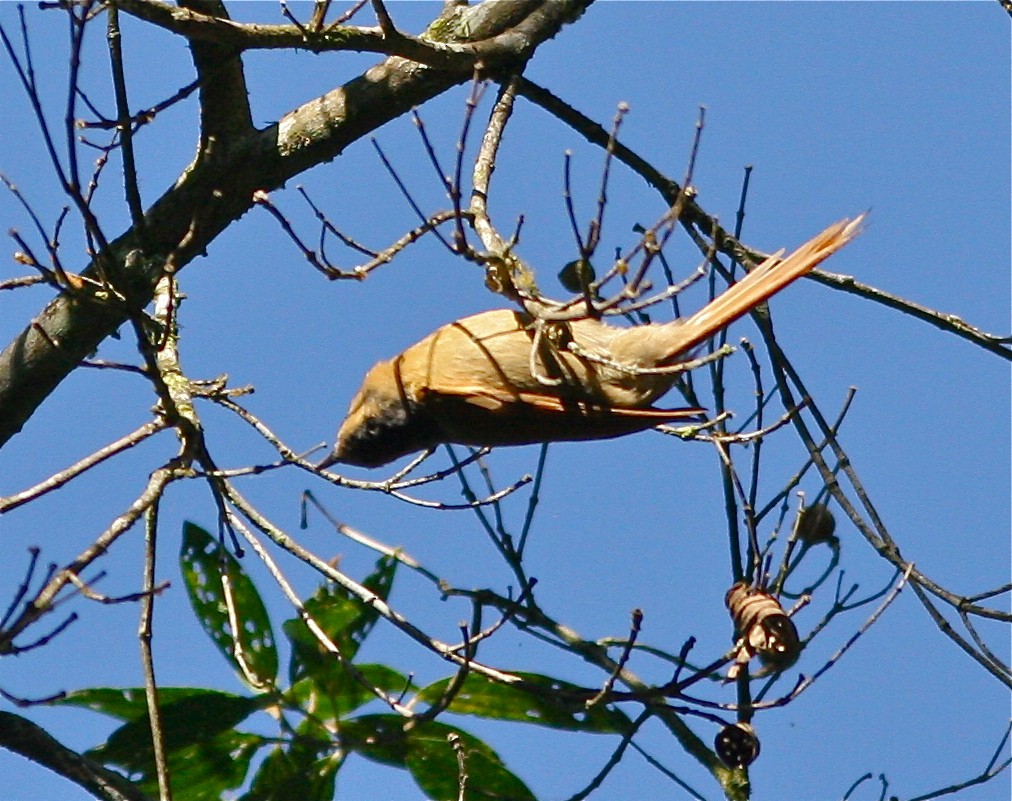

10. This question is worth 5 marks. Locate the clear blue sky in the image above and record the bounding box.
[1,2,1009,800]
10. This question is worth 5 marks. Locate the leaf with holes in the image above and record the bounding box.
[285,555,398,684]
[147,730,262,801]
[416,671,632,732]
[180,522,278,688]
[406,721,536,801]
[288,663,409,721]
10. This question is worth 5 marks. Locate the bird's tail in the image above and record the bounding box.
[615,215,865,366]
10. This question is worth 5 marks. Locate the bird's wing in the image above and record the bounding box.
[515,393,704,420]
[423,383,703,419]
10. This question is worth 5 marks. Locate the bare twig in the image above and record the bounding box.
[628,740,709,801]
[106,5,146,233]
[138,503,171,801]
[562,709,651,801]
[224,483,524,686]
[1,548,41,630]
[0,710,152,801]
[372,137,455,253]
[515,77,1012,361]
[753,566,912,709]
[225,508,414,715]
[905,719,1012,801]
[0,464,180,648]
[0,419,169,513]
[586,608,644,708]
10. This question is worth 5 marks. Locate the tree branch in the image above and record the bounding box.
[114,0,585,71]
[0,0,594,448]
[0,711,152,801]
[176,0,254,147]
[515,76,1012,362]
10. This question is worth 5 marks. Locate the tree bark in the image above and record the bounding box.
[0,0,593,448]
[0,711,152,801]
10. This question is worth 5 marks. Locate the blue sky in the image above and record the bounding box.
[1,2,1009,801]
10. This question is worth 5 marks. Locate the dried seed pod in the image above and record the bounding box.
[715,722,761,769]
[796,503,837,545]
[725,582,801,672]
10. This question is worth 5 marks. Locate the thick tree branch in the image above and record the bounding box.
[0,0,593,448]
[0,711,152,801]
[114,0,585,70]
[177,0,254,147]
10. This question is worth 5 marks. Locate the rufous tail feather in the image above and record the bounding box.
[657,215,864,363]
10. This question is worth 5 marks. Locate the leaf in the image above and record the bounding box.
[180,522,278,688]
[344,715,535,801]
[145,730,261,801]
[407,721,536,801]
[339,714,409,769]
[285,555,398,683]
[288,663,409,721]
[241,737,340,801]
[340,554,397,654]
[416,672,632,733]
[558,258,597,294]
[87,690,262,772]
[284,593,360,687]
[56,686,225,722]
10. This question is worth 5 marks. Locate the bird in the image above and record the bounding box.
[322,216,864,468]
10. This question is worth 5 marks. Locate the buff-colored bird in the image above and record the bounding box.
[323,216,863,468]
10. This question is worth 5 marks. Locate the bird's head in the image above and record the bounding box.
[320,360,436,469]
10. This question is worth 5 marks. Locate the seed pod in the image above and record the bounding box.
[558,258,597,294]
[796,503,837,545]
[715,722,761,769]
[725,582,801,671]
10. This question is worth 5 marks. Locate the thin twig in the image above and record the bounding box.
[0,419,170,513]
[225,509,413,715]
[562,709,651,801]
[106,5,146,233]
[139,502,172,801]
[0,464,180,647]
[224,483,524,686]
[516,76,1011,361]
[753,566,912,709]
[586,608,643,708]
[905,720,1012,801]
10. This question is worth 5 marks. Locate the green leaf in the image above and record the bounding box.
[340,714,408,768]
[242,738,340,801]
[284,593,360,687]
[558,258,597,294]
[288,663,409,721]
[87,690,261,772]
[339,554,397,653]
[56,686,228,722]
[416,672,632,733]
[180,522,278,688]
[344,715,535,801]
[285,555,397,683]
[407,720,536,801]
[145,730,262,801]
